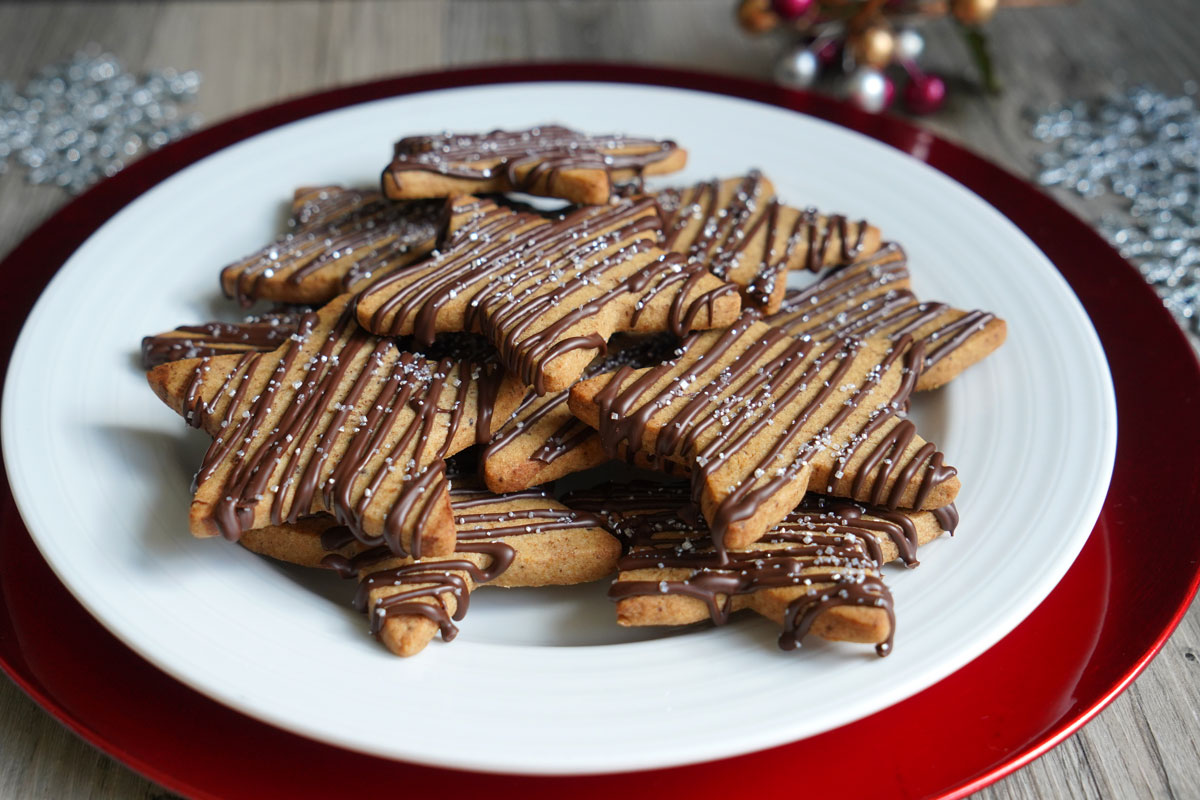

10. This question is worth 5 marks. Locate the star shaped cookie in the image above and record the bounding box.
[568,311,959,555]
[146,295,525,559]
[651,171,881,312]
[382,125,687,205]
[356,195,741,394]
[241,482,620,656]
[764,242,1007,390]
[220,185,443,306]
[566,482,956,655]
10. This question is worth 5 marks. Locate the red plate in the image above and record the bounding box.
[2,64,1198,800]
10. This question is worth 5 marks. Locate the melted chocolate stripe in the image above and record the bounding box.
[589,315,954,556]
[183,302,507,558]
[350,484,606,643]
[220,187,441,306]
[589,483,895,655]
[655,171,871,308]
[565,481,955,655]
[386,125,679,196]
[481,333,679,471]
[142,313,306,370]
[765,244,999,381]
[360,196,736,394]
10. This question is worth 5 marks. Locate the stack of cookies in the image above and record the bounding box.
[142,125,1005,658]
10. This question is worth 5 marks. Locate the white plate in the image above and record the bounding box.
[2,82,1116,775]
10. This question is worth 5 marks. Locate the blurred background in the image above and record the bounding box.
[1,2,1197,798]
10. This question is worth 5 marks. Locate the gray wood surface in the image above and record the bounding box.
[1,2,1197,798]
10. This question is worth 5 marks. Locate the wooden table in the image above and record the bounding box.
[2,2,1197,797]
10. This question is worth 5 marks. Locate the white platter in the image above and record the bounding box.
[1,82,1116,775]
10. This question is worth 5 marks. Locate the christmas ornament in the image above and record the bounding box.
[771,0,816,19]
[816,38,842,65]
[1032,85,1200,332]
[903,71,946,113]
[895,28,925,60]
[0,46,201,194]
[775,46,821,88]
[737,0,1071,113]
[848,67,893,112]
[951,0,999,24]
[850,24,896,69]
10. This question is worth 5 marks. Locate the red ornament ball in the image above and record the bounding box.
[816,39,841,65]
[771,0,815,20]
[904,73,947,114]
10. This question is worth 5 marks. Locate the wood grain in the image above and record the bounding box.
[1,1,1197,798]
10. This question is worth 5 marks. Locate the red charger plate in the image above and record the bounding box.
[1,64,1198,800]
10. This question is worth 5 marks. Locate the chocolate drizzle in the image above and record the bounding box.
[586,312,956,557]
[765,243,1000,386]
[177,298,510,558]
[141,310,306,369]
[358,196,738,394]
[351,484,606,643]
[220,186,442,306]
[568,482,902,656]
[654,171,871,309]
[385,125,679,198]
[481,333,678,473]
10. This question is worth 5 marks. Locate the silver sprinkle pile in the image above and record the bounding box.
[1033,85,1200,332]
[0,46,202,194]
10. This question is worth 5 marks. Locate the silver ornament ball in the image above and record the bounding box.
[848,67,889,113]
[896,29,925,61]
[775,47,819,89]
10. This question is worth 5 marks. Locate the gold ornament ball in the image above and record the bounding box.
[851,25,896,69]
[737,0,778,34]
[952,0,999,25]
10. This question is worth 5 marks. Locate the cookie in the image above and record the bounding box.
[382,126,687,205]
[567,482,956,654]
[140,310,307,369]
[356,195,741,394]
[480,333,677,493]
[564,483,878,653]
[244,482,620,656]
[361,483,620,655]
[568,311,959,555]
[764,242,1007,390]
[238,513,348,567]
[220,185,443,306]
[146,294,525,559]
[652,170,881,312]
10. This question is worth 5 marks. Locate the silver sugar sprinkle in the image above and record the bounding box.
[1032,86,1200,332]
[1,45,201,194]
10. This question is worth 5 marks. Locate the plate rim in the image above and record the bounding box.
[0,62,1195,799]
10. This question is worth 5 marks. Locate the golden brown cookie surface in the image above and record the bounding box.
[569,312,959,554]
[563,481,957,654]
[220,186,442,306]
[480,333,678,493]
[382,125,687,205]
[764,243,1007,391]
[356,195,741,394]
[652,171,881,312]
[140,310,307,370]
[146,295,524,559]
[241,482,619,657]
